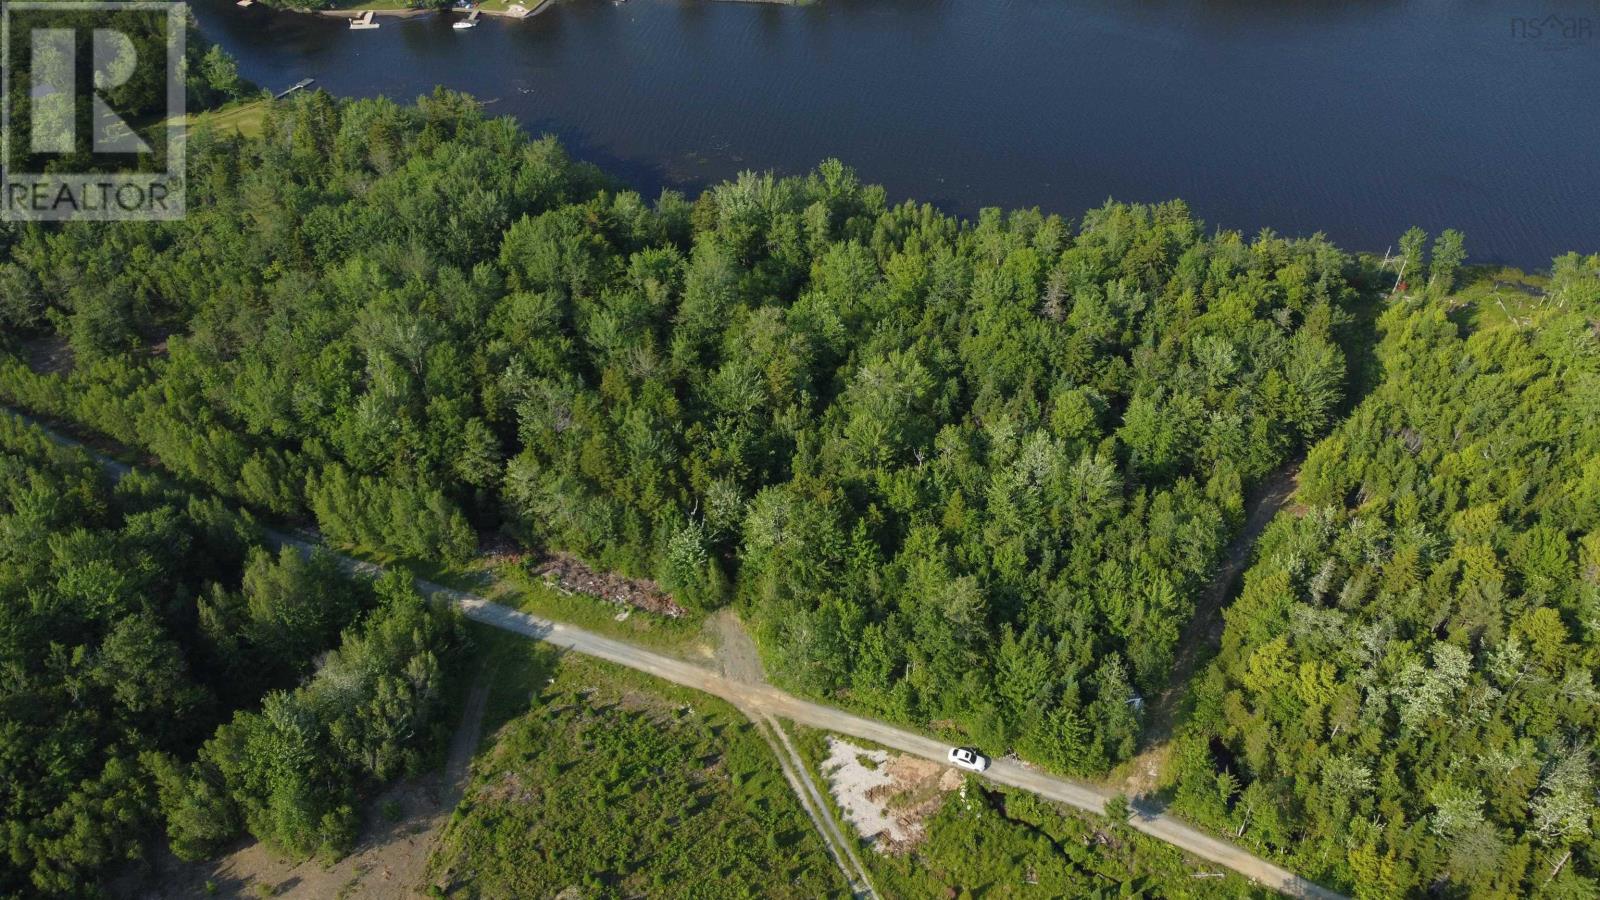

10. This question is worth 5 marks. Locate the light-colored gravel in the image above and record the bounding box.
[820,738,962,852]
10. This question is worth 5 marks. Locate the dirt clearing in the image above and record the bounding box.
[710,610,765,683]
[21,335,76,375]
[820,737,962,854]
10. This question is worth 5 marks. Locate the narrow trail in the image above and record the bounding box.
[1142,461,1301,747]
[713,611,877,898]
[443,669,493,794]
[2,408,1343,900]
[391,665,493,894]
[755,714,877,899]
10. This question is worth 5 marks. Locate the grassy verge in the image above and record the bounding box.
[347,548,713,657]
[1444,264,1552,332]
[325,0,423,10]
[495,563,710,652]
[186,99,272,139]
[462,622,560,741]
[425,650,847,898]
[784,723,1269,899]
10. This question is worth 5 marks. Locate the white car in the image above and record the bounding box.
[947,746,989,772]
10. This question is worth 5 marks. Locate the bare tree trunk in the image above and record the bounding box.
[1543,850,1571,888]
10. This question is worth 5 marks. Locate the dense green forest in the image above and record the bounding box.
[0,414,462,895]
[1,90,1360,781]
[1166,256,1600,896]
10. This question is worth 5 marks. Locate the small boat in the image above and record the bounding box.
[452,19,476,28]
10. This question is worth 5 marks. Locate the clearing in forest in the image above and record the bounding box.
[425,653,845,898]
[819,738,962,854]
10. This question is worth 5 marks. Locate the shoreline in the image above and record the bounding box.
[308,0,799,20]
[313,0,551,19]
[316,6,431,18]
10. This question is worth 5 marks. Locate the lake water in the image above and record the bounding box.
[193,0,1600,268]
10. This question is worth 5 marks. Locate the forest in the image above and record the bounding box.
[1166,255,1600,896]
[0,414,463,894]
[2,88,1595,897]
[2,88,1354,774]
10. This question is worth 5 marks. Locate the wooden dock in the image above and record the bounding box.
[349,9,379,29]
[274,78,315,100]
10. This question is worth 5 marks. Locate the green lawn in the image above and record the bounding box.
[324,0,422,11]
[426,645,846,898]
[184,99,271,139]
[1444,265,1554,333]
[474,0,549,15]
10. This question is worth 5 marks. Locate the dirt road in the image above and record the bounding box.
[4,409,1342,900]
[425,588,1341,898]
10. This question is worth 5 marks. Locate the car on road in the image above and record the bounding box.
[947,746,989,772]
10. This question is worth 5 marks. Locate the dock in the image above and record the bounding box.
[349,10,379,29]
[274,78,315,100]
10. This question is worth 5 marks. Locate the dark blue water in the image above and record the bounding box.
[194,0,1600,268]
